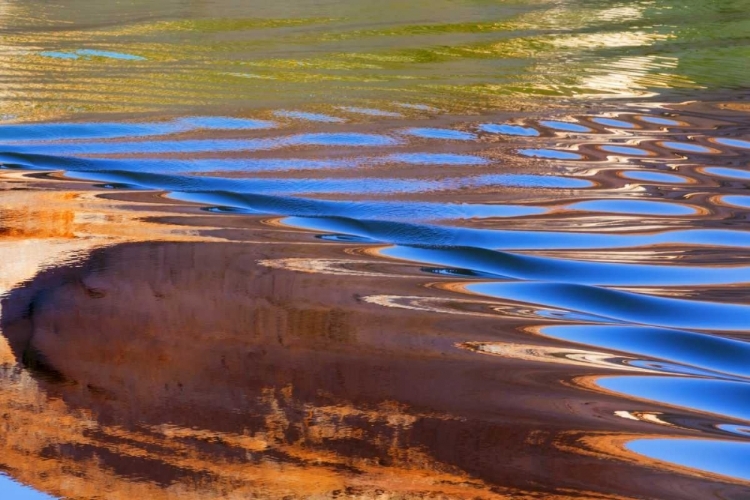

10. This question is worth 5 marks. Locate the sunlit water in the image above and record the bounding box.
[1,0,750,120]
[1,1,750,498]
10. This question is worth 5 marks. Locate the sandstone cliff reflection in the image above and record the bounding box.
[0,241,524,499]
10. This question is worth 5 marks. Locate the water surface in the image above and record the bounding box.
[1,1,750,499]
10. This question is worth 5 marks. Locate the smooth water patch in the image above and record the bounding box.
[402,128,476,141]
[627,439,750,482]
[75,49,146,60]
[703,167,750,180]
[659,141,718,154]
[481,174,591,188]
[0,117,276,142]
[598,376,750,422]
[0,132,400,155]
[591,118,637,129]
[721,196,750,209]
[712,137,750,150]
[567,199,696,216]
[3,138,275,155]
[385,153,488,165]
[541,325,750,380]
[636,115,683,126]
[621,171,688,184]
[272,110,345,123]
[0,474,56,500]
[599,145,652,157]
[466,282,750,330]
[479,124,539,136]
[177,117,276,130]
[518,149,583,160]
[41,49,145,60]
[291,133,398,147]
[539,121,592,133]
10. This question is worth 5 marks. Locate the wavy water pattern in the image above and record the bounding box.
[0,0,749,495]
[2,87,750,497]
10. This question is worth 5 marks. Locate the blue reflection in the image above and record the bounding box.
[402,128,477,140]
[599,145,651,156]
[0,474,56,500]
[591,117,637,129]
[717,424,750,437]
[67,169,439,195]
[466,282,750,330]
[0,151,489,173]
[600,376,750,421]
[621,171,687,183]
[518,148,583,160]
[628,439,750,482]
[41,49,145,60]
[722,195,750,208]
[661,141,715,153]
[478,174,591,188]
[178,116,276,130]
[479,123,539,136]
[539,121,591,133]
[379,245,750,287]
[542,325,750,379]
[636,116,682,126]
[75,49,146,60]
[290,133,398,147]
[0,117,275,141]
[0,133,399,154]
[281,216,750,251]
[704,167,750,180]
[568,199,695,216]
[385,153,488,165]
[714,137,750,149]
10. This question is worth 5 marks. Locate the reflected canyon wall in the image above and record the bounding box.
[1,224,747,499]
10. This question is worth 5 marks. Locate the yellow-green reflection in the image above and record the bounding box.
[0,0,748,121]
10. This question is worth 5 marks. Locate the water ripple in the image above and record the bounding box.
[3,95,750,495]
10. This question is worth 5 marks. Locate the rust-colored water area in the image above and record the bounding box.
[1,1,750,499]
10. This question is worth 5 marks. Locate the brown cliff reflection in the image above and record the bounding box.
[0,240,543,499]
[1,226,746,499]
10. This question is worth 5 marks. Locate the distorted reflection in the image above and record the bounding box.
[1,1,750,498]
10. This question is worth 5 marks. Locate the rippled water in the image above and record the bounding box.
[2,0,750,121]
[1,1,750,499]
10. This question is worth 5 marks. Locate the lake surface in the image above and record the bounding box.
[0,1,749,498]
